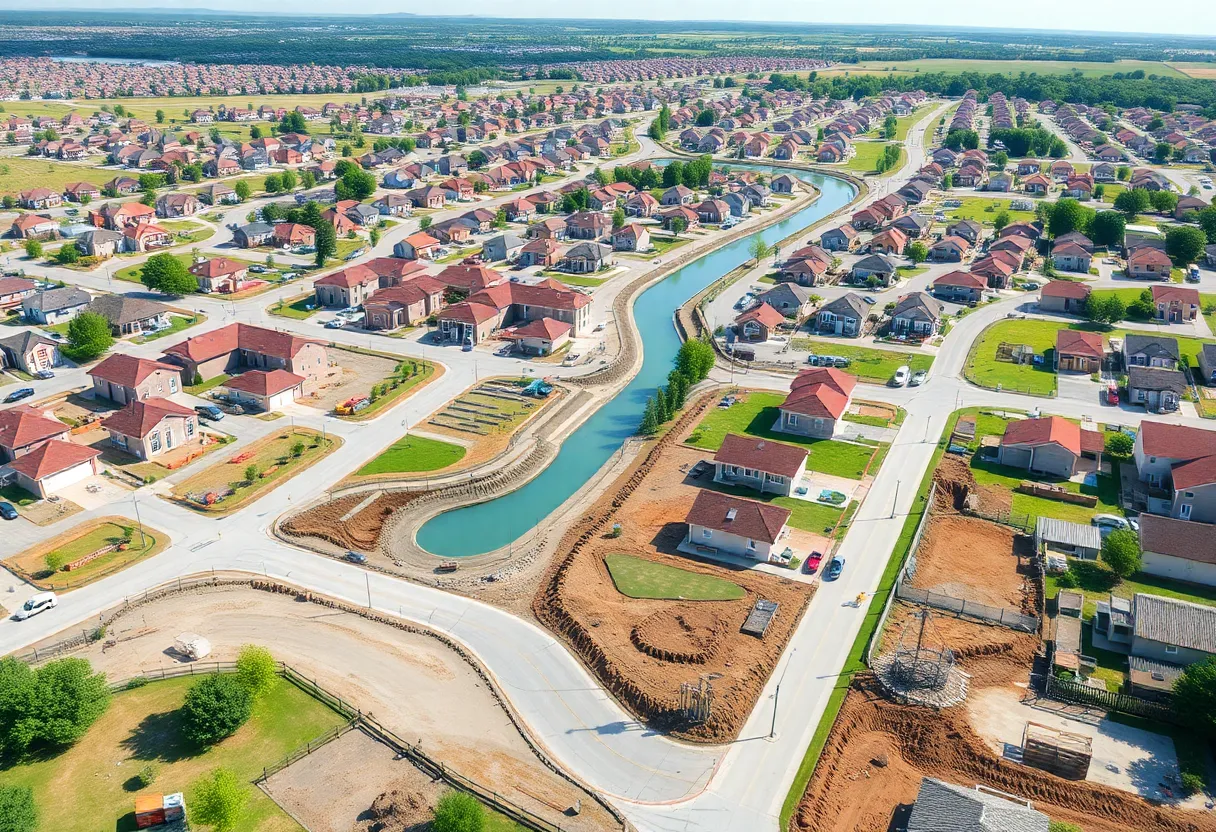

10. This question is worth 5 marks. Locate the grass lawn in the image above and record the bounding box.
[967,318,1216,395]
[268,292,319,320]
[1079,620,1129,692]
[5,519,168,591]
[1045,559,1216,620]
[115,253,271,285]
[172,428,339,514]
[708,479,855,536]
[132,313,204,345]
[0,483,40,506]
[436,246,482,264]
[356,434,467,476]
[941,196,1036,227]
[1201,293,1216,336]
[787,340,934,384]
[604,553,745,600]
[183,373,231,396]
[891,106,932,142]
[0,674,345,832]
[897,264,928,279]
[0,157,116,197]
[553,273,609,288]
[845,141,905,175]
[685,392,879,479]
[161,220,215,245]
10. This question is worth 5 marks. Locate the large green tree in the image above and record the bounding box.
[432,791,484,832]
[181,674,252,747]
[335,168,377,201]
[141,252,196,295]
[65,311,114,361]
[234,646,277,699]
[675,338,715,383]
[0,785,36,832]
[1101,529,1142,579]
[1166,226,1207,267]
[191,768,249,832]
[1173,656,1216,736]
[1113,187,1151,218]
[1047,198,1091,238]
[0,656,110,757]
[1089,211,1126,248]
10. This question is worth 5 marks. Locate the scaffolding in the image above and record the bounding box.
[872,609,971,708]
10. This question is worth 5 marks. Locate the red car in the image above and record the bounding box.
[804,551,824,574]
[1106,383,1119,406]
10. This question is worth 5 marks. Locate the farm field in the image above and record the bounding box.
[817,58,1185,78]
[0,673,345,832]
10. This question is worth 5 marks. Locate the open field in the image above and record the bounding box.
[844,141,904,175]
[355,434,467,476]
[937,196,1037,226]
[788,340,935,383]
[1167,62,1216,79]
[171,428,338,513]
[0,673,345,832]
[818,58,1186,78]
[604,553,746,600]
[4,516,168,591]
[0,156,117,196]
[685,391,881,479]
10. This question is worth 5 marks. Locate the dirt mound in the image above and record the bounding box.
[630,608,725,664]
[932,454,1011,516]
[357,784,433,831]
[795,675,1216,832]
[909,515,1033,611]
[283,492,422,552]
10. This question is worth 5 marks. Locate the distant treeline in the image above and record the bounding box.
[768,71,1216,113]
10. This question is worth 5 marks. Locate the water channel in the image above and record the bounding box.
[416,169,857,557]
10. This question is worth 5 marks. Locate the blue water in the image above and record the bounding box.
[416,172,856,557]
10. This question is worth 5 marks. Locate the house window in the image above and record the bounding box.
[769,475,785,485]
[169,377,177,393]
[1165,645,1179,655]
[1181,503,1192,520]
[747,539,757,551]
[701,528,712,540]
[786,413,798,427]
[149,432,160,453]
[186,420,195,438]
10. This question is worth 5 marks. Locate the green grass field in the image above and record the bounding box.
[604,553,745,600]
[1045,559,1216,620]
[686,392,879,479]
[0,157,117,197]
[940,196,1037,227]
[268,292,320,320]
[356,434,467,476]
[818,58,1184,79]
[844,141,905,175]
[132,313,203,345]
[0,673,345,832]
[787,341,934,384]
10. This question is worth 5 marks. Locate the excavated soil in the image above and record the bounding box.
[799,614,1216,832]
[534,393,814,742]
[933,453,1012,516]
[908,514,1036,612]
[282,491,422,552]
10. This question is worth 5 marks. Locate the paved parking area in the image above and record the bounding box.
[1057,372,1105,406]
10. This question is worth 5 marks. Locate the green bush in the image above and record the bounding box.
[234,645,277,699]
[181,674,253,747]
[0,785,37,832]
[432,791,485,832]
[1055,569,1078,589]
[1181,772,1205,796]
[137,764,158,788]
[1049,822,1082,832]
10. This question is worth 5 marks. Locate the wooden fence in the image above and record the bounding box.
[1044,673,1180,724]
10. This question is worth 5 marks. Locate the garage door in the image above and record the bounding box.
[40,461,95,495]
[1001,447,1032,469]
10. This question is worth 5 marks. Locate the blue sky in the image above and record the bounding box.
[11,1,1216,37]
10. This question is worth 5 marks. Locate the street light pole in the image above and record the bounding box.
[770,647,795,739]
[132,494,147,548]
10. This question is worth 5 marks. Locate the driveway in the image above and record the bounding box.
[1056,372,1105,408]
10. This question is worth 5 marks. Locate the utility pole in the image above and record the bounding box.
[891,480,901,519]
[365,572,372,609]
[770,647,795,739]
[131,494,147,547]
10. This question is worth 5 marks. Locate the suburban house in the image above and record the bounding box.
[85,295,171,337]
[482,232,526,263]
[888,292,942,339]
[1128,247,1173,280]
[1198,344,1216,386]
[928,235,971,262]
[560,242,613,274]
[755,283,810,318]
[734,302,786,342]
[0,405,69,462]
[995,416,1103,479]
[850,254,898,287]
[1138,514,1216,587]
[1151,285,1200,323]
[437,281,591,347]
[1051,241,1092,273]
[820,225,858,252]
[0,331,59,375]
[233,222,275,248]
[217,369,306,412]
[503,317,572,356]
[1039,281,1091,315]
[0,439,100,499]
[1093,593,1216,698]
[683,489,791,562]
[905,779,1048,832]
[161,323,328,389]
[362,276,447,331]
[712,433,808,498]
[611,224,650,253]
[931,271,986,304]
[773,367,857,440]
[394,232,442,260]
[0,276,37,310]
[100,397,199,461]
[88,353,183,405]
[21,286,91,326]
[77,229,123,258]
[816,293,869,338]
[1131,421,1216,522]
[190,257,252,294]
[1055,330,1104,373]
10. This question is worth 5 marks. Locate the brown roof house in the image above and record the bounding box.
[1139,514,1216,587]
[733,302,786,343]
[1055,330,1104,374]
[1152,285,1200,323]
[682,489,792,562]
[0,331,60,376]
[995,416,1104,479]
[87,353,183,405]
[218,369,306,412]
[712,433,808,498]
[774,367,857,440]
[161,323,327,390]
[0,405,70,462]
[3,439,100,498]
[1039,281,1091,315]
[190,257,252,294]
[101,397,199,461]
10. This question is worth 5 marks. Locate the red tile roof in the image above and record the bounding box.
[101,397,194,439]
[188,257,247,279]
[1151,285,1200,305]
[314,263,379,289]
[0,405,68,451]
[714,433,807,478]
[1056,330,1104,359]
[779,367,857,420]
[735,302,786,329]
[933,270,986,290]
[1000,416,1083,456]
[508,317,572,341]
[1138,421,1216,461]
[162,323,319,364]
[222,369,305,397]
[86,353,181,388]
[7,439,98,480]
[1041,280,1091,300]
[684,489,790,544]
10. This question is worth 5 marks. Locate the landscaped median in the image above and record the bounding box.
[170,428,340,514]
[3,516,169,592]
[328,349,439,421]
[267,290,319,320]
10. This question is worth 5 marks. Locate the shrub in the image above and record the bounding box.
[1055,569,1078,589]
[137,764,158,788]
[0,785,37,832]
[432,791,485,832]
[44,552,66,572]
[180,674,253,747]
[1049,822,1083,832]
[234,645,277,699]
[126,676,149,690]
[1181,772,1205,796]
[190,768,248,832]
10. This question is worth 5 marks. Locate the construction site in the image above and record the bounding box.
[793,427,1216,832]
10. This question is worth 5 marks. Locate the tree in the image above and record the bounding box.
[991,210,1011,233]
[432,791,484,832]
[667,370,688,410]
[1166,226,1207,267]
[299,170,316,190]
[280,111,308,135]
[154,109,165,124]
[882,114,897,140]
[54,244,79,265]
[748,237,771,264]
[369,227,381,247]
[243,464,259,484]
[1090,211,1126,248]
[1150,189,1178,215]
[1114,187,1151,218]
[191,768,249,832]
[906,241,928,263]
[1047,198,1091,238]
[335,168,376,201]
[1105,432,1134,458]
[181,674,253,747]
[1173,656,1216,737]
[263,173,282,193]
[1101,529,1142,579]
[669,217,687,237]
[611,207,625,231]
[0,785,36,832]
[21,239,41,259]
[65,312,114,362]
[141,252,195,295]
[0,656,110,757]
[1084,293,1125,326]
[279,169,297,191]
[467,150,487,170]
[313,221,337,267]
[992,150,1008,168]
[233,180,251,202]
[638,396,659,435]
[234,646,277,699]
[1201,206,1216,245]
[675,338,715,382]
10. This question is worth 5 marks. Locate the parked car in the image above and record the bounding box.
[4,387,34,403]
[863,296,877,305]
[344,551,367,564]
[33,369,54,380]
[1092,514,1136,535]
[890,366,910,387]
[824,556,846,581]
[0,502,18,521]
[804,551,824,574]
[324,319,344,329]
[1187,265,1201,283]
[13,591,57,621]
[194,404,225,422]
[909,370,927,387]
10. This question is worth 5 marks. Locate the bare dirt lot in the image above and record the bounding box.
[70,586,618,832]
[907,513,1035,611]
[534,397,814,742]
[281,491,421,552]
[300,348,399,412]
[797,608,1216,832]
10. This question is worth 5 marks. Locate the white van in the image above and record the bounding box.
[14,591,57,621]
